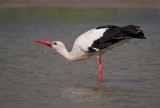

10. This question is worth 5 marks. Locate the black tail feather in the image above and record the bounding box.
[121,25,146,39]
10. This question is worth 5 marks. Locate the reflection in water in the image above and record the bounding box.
[0,8,160,108]
[60,84,123,104]
[61,85,100,102]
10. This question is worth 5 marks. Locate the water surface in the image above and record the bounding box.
[0,8,160,108]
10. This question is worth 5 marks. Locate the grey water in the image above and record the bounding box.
[0,8,160,108]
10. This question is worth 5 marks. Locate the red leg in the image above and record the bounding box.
[96,56,103,84]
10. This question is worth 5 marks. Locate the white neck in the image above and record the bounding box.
[55,45,76,61]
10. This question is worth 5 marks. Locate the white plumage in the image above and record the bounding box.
[74,28,108,52]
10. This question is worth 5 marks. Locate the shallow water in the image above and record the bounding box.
[0,8,160,108]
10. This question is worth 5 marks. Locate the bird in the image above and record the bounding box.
[34,25,146,84]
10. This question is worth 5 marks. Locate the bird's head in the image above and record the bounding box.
[34,40,65,50]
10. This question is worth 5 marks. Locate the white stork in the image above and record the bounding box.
[34,25,145,84]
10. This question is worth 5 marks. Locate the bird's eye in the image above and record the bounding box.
[52,42,57,45]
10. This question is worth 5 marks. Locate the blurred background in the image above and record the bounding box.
[0,0,160,108]
[0,0,160,8]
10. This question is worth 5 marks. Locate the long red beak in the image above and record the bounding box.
[34,40,52,47]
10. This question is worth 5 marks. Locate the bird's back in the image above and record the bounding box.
[72,25,145,56]
[79,25,145,52]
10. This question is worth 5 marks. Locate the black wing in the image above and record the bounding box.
[88,25,145,52]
